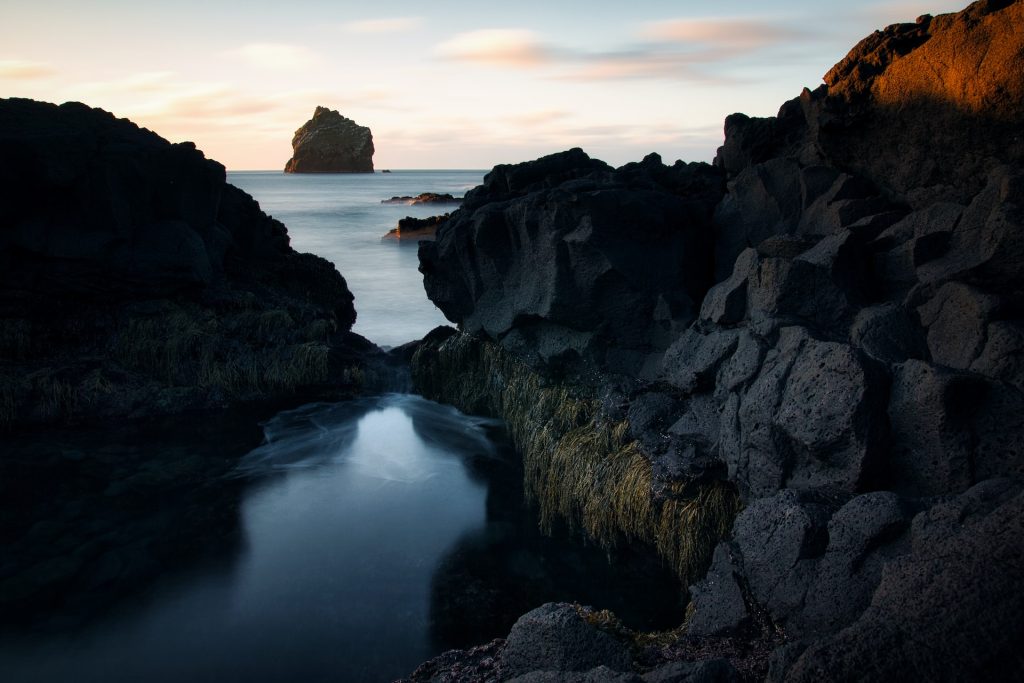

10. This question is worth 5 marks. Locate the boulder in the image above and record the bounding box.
[501,603,633,679]
[283,106,374,173]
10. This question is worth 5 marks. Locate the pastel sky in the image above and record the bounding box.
[1,0,967,170]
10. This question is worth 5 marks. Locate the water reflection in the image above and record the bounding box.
[0,395,682,683]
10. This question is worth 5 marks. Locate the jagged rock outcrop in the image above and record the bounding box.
[283,106,374,173]
[410,1,1024,680]
[0,98,374,429]
[420,149,725,376]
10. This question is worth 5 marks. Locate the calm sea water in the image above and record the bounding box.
[0,397,682,683]
[227,170,483,348]
[0,174,684,683]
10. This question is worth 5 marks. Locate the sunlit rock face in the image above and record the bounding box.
[284,107,374,173]
[716,0,1024,206]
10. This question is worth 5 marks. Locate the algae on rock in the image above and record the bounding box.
[412,330,739,583]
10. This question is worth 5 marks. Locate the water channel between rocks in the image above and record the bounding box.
[0,394,683,683]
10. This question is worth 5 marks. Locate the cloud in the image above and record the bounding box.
[343,17,423,34]
[0,59,55,80]
[435,29,551,67]
[227,43,319,70]
[432,19,811,83]
[639,18,804,53]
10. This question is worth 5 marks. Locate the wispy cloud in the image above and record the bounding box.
[432,18,811,82]
[435,29,552,67]
[639,18,803,53]
[343,17,423,34]
[0,59,55,80]
[227,43,319,70]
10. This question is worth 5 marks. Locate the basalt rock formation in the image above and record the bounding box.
[0,98,374,429]
[410,1,1024,680]
[420,148,725,376]
[284,106,374,173]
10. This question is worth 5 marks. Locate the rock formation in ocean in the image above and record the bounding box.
[382,214,450,243]
[284,106,374,173]
[0,98,376,429]
[381,192,462,206]
[407,0,1024,680]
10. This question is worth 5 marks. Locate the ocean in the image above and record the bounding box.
[227,170,484,348]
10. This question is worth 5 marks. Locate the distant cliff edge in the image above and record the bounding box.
[284,107,374,173]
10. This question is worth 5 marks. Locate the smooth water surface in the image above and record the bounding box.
[0,396,683,683]
[227,171,484,348]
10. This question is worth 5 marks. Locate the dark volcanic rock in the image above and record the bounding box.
[502,603,633,678]
[283,106,374,173]
[419,149,725,375]
[783,480,1024,682]
[0,98,371,429]
[406,2,1024,681]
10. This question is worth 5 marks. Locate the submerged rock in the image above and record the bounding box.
[283,106,374,173]
[0,98,374,429]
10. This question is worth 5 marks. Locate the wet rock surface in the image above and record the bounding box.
[408,1,1024,680]
[0,98,376,429]
[283,106,374,173]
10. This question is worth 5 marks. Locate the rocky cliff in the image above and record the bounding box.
[409,1,1024,680]
[0,98,374,429]
[284,106,374,173]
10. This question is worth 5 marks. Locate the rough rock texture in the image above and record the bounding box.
[420,149,724,376]
[408,1,1024,681]
[715,0,1024,207]
[0,98,374,429]
[502,604,633,678]
[283,106,374,173]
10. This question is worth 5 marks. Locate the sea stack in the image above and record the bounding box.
[284,106,374,173]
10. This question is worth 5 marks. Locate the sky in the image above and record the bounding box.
[1,0,968,170]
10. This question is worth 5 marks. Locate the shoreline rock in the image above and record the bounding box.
[406,1,1024,680]
[283,106,374,173]
[0,98,385,431]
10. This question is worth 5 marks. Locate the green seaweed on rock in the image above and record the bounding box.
[411,332,740,583]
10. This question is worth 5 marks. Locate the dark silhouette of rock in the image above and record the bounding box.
[283,106,374,173]
[0,98,371,429]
